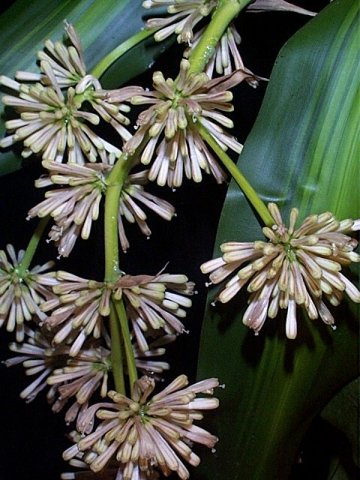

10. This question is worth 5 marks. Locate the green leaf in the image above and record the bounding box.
[196,1,359,479]
[327,461,354,480]
[322,377,360,470]
[0,0,168,175]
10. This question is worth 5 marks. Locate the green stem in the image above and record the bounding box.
[188,0,252,74]
[104,154,133,282]
[109,301,125,395]
[104,153,136,395]
[91,28,157,79]
[18,216,49,274]
[114,299,138,394]
[197,122,274,226]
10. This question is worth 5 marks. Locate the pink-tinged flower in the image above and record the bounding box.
[3,326,67,402]
[143,1,314,78]
[6,325,114,423]
[27,162,175,257]
[113,272,194,352]
[5,324,171,425]
[143,0,315,45]
[42,269,193,356]
[118,171,176,252]
[0,23,132,164]
[143,0,217,44]
[61,466,158,480]
[28,161,109,257]
[61,439,160,480]
[49,333,175,424]
[63,375,219,479]
[134,334,175,377]
[41,271,111,357]
[201,204,360,339]
[0,77,124,164]
[15,21,86,89]
[247,0,315,16]
[0,244,58,341]
[49,342,112,424]
[185,23,247,77]
[108,60,258,187]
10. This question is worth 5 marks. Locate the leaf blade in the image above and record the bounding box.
[196,1,360,478]
[0,0,168,175]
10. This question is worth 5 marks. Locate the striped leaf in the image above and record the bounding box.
[0,0,168,175]
[196,0,359,479]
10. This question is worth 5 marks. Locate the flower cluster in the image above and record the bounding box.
[5,324,175,423]
[41,271,111,356]
[49,335,175,420]
[28,161,109,257]
[0,24,179,261]
[40,269,193,356]
[185,23,246,77]
[3,326,67,402]
[63,375,219,479]
[0,6,342,480]
[106,59,258,187]
[114,272,194,351]
[201,204,360,338]
[3,325,110,417]
[143,0,217,44]
[61,462,158,480]
[143,0,315,77]
[48,342,112,422]
[26,162,175,257]
[118,171,176,253]
[0,22,130,164]
[0,244,58,341]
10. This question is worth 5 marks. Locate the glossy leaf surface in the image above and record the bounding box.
[0,0,167,175]
[196,1,359,478]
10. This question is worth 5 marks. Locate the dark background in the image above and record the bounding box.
[0,2,344,480]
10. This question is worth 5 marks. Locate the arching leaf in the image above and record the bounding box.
[196,0,359,478]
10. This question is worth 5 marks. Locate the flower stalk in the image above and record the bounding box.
[17,216,50,275]
[104,154,133,282]
[109,301,125,395]
[197,121,274,226]
[188,0,253,74]
[114,298,138,393]
[104,152,138,395]
[91,28,157,79]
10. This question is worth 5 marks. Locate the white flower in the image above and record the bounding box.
[201,204,360,339]
[133,333,175,377]
[28,161,109,257]
[185,23,248,77]
[108,60,258,187]
[143,0,217,44]
[247,0,315,16]
[0,78,124,164]
[41,271,111,357]
[4,326,66,402]
[0,23,131,164]
[63,375,219,479]
[143,0,315,78]
[15,20,87,89]
[143,0,315,46]
[42,270,193,356]
[27,162,175,257]
[50,345,111,400]
[114,272,194,352]
[118,171,176,252]
[0,245,58,341]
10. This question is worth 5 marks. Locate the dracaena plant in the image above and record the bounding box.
[0,1,358,480]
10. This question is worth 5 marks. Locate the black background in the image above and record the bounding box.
[0,2,347,480]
